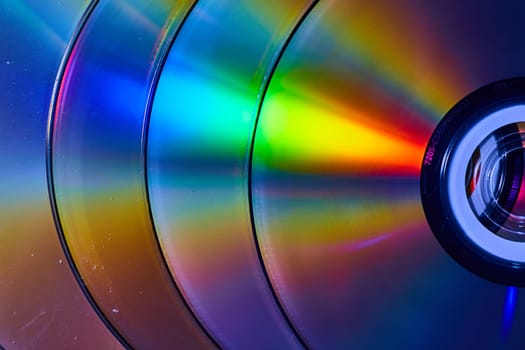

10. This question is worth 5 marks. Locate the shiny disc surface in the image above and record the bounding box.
[146,0,313,348]
[49,1,214,348]
[5,0,525,348]
[251,0,525,348]
[0,1,122,349]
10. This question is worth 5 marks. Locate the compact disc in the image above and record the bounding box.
[49,1,214,348]
[146,0,313,348]
[0,1,121,349]
[5,0,525,349]
[251,0,525,348]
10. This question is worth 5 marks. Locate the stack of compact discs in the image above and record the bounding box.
[3,0,525,349]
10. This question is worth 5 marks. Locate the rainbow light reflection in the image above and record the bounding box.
[252,0,525,348]
[51,1,215,348]
[147,0,313,348]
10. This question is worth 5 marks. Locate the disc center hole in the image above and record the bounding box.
[466,123,525,239]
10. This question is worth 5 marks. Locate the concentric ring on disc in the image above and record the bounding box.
[146,0,314,348]
[449,113,525,259]
[421,78,525,285]
[251,0,525,349]
[48,1,215,348]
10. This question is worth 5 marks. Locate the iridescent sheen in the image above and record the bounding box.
[0,0,121,348]
[50,1,214,348]
[147,0,313,348]
[252,0,525,348]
